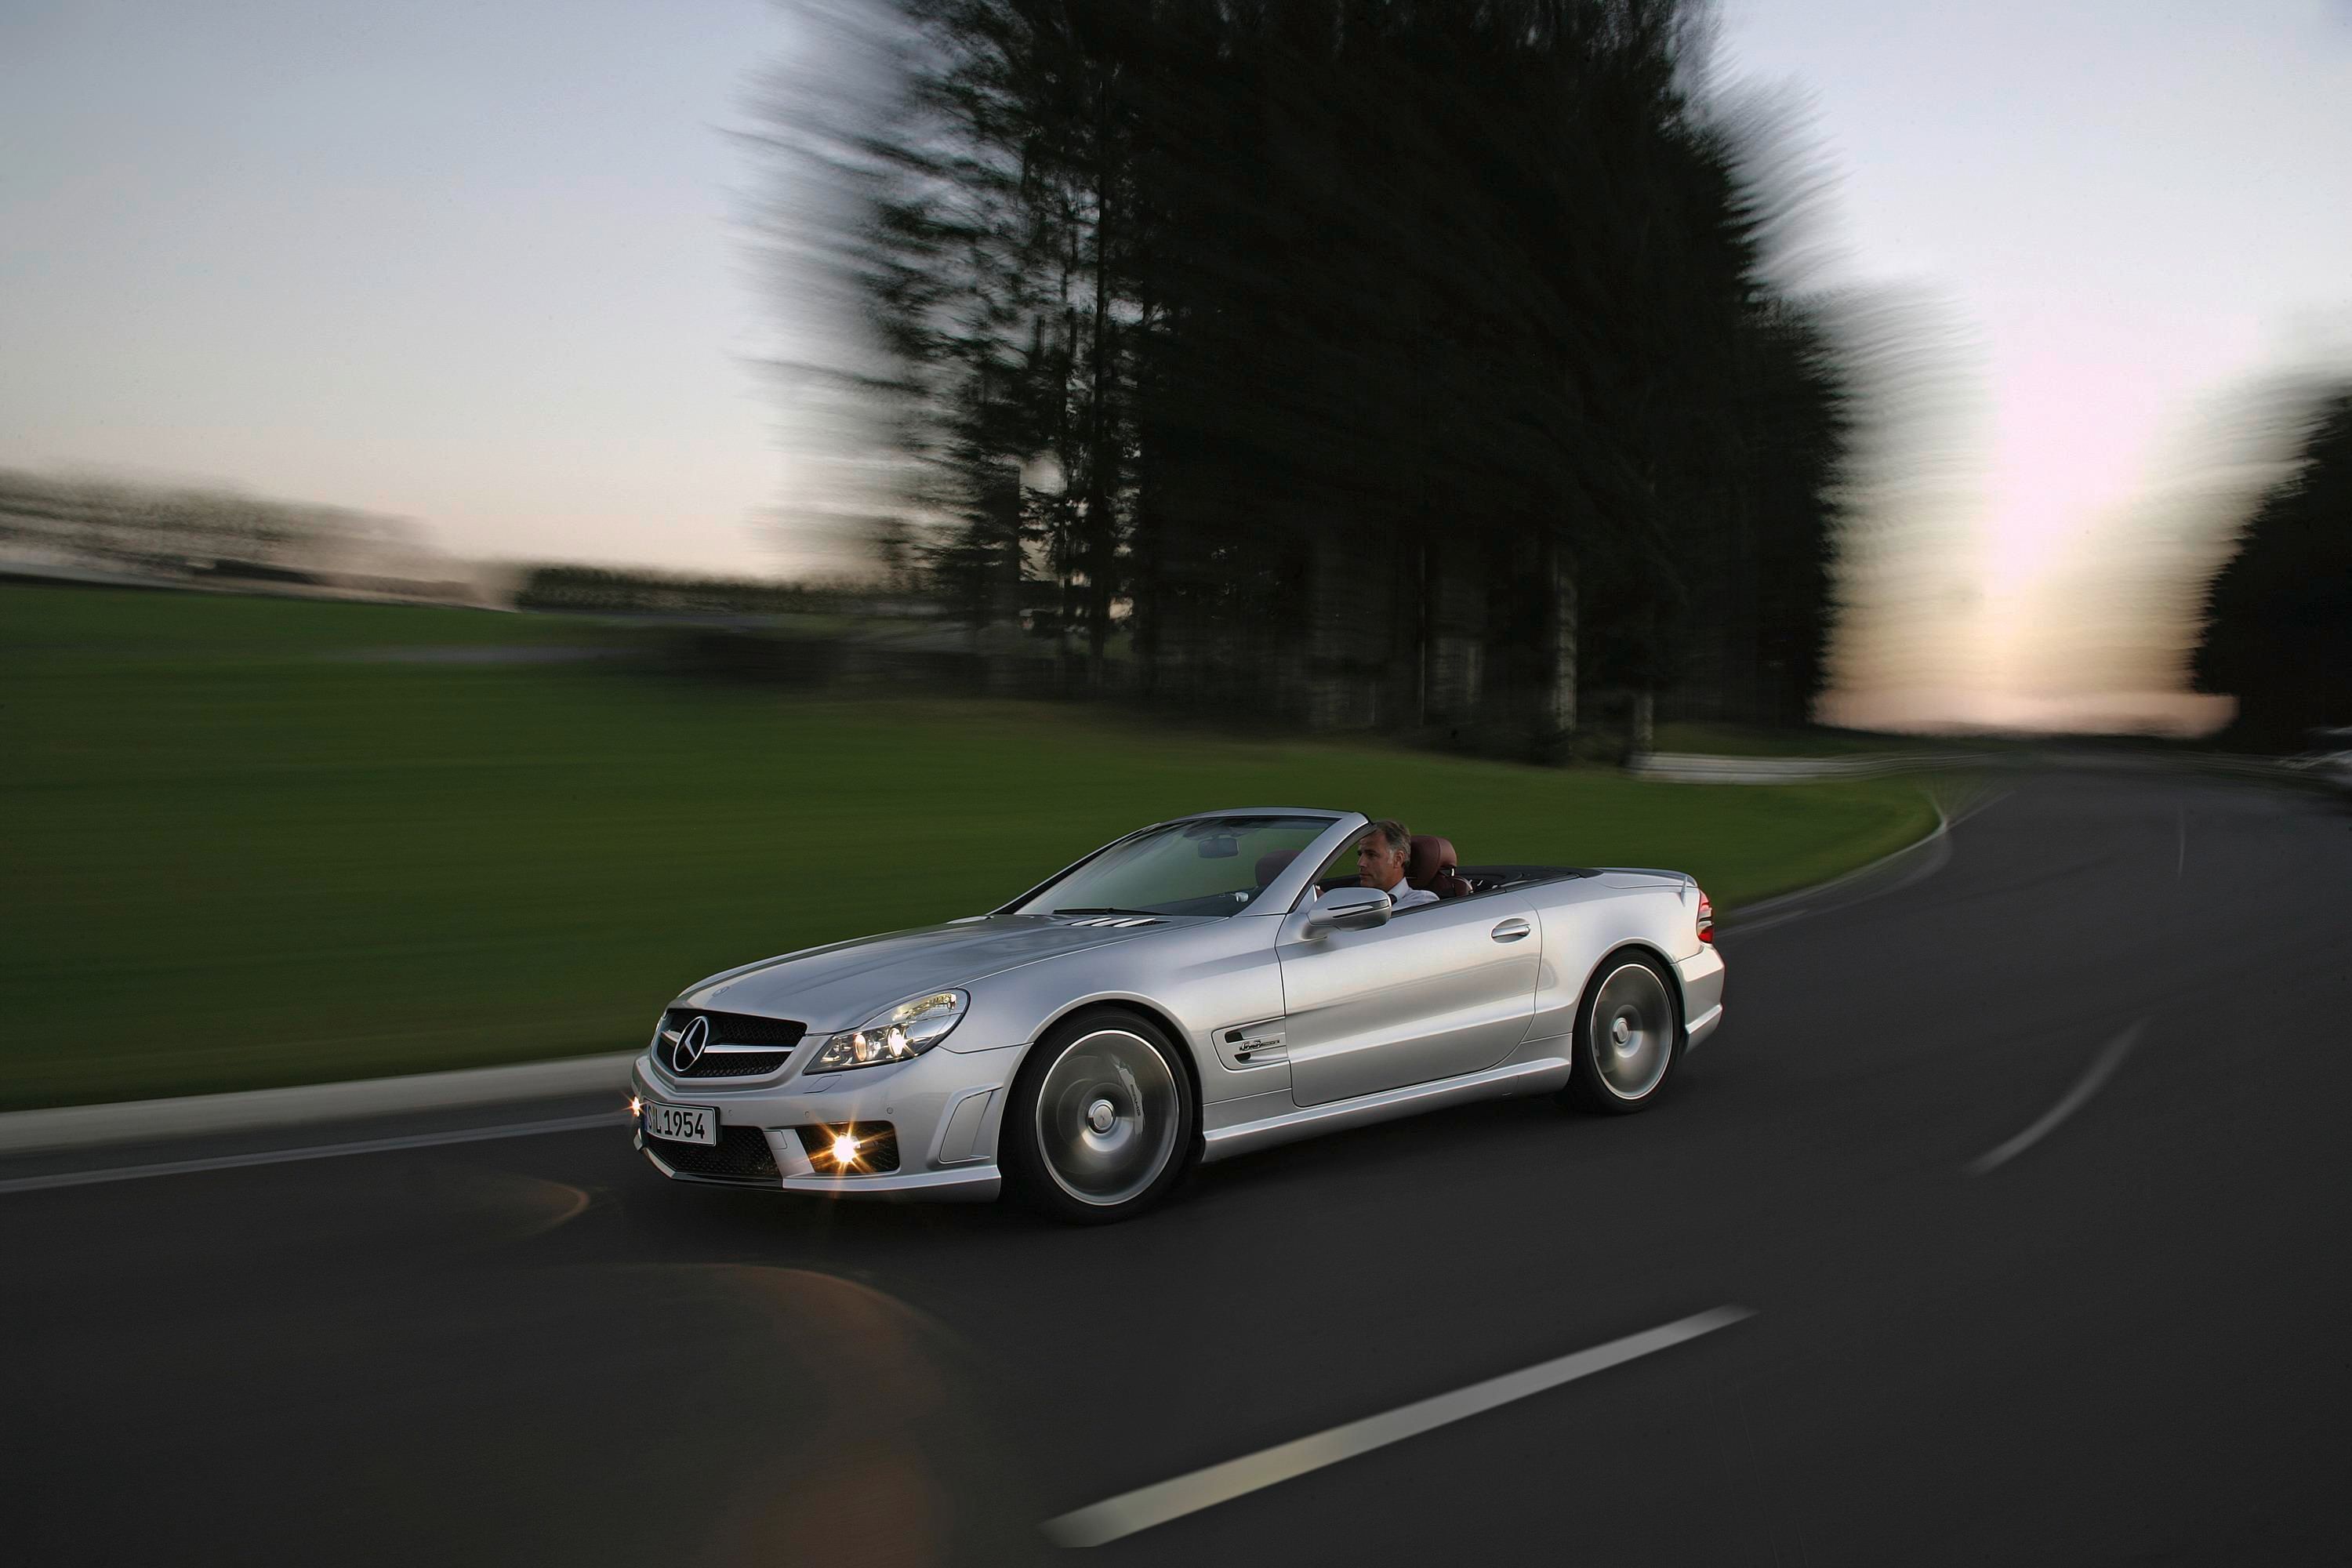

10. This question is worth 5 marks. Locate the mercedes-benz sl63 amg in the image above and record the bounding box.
[631,808,1724,1222]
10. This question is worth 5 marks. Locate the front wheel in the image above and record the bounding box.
[1563,952,1682,1114]
[1003,1007,1196,1224]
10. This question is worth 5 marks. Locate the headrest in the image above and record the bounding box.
[1406,835,1457,889]
[1254,848,1299,887]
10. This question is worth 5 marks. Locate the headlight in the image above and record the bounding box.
[808,989,968,1072]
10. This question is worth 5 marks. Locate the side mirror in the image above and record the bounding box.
[1302,885,1391,939]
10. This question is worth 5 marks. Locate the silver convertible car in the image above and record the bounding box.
[631,808,1724,1222]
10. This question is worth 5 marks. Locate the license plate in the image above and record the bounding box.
[643,1099,717,1145]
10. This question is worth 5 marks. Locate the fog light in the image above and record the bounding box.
[800,1122,901,1174]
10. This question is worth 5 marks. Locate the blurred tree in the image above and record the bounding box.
[2192,387,2352,750]
[768,0,1859,753]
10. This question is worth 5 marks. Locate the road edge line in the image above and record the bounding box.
[0,1111,628,1196]
[0,1051,638,1156]
[1716,783,1984,932]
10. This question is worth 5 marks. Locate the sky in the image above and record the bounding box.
[1716,0,2352,730]
[1,0,796,576]
[4,1,2349,728]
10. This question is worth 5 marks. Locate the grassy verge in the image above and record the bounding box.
[2,586,1937,1110]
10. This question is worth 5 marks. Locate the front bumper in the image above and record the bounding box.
[630,1044,1014,1201]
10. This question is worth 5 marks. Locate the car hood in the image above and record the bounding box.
[679,916,1174,1031]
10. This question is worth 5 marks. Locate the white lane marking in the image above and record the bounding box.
[1040,1305,1755,1549]
[0,1112,625,1196]
[1965,1022,2144,1177]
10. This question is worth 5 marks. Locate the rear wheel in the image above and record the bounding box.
[1564,952,1682,1114]
[1004,1007,1195,1224]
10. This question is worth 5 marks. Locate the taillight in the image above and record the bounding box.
[1696,889,1713,943]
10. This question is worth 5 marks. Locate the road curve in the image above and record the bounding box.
[6,768,2349,1566]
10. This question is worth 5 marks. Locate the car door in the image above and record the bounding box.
[1277,890,1541,1106]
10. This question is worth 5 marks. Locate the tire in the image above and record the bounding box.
[1003,1007,1196,1224]
[1563,949,1682,1114]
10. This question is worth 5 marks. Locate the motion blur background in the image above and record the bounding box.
[4,0,2348,1108]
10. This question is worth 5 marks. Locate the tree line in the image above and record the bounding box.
[769,0,1858,755]
[513,564,861,617]
[0,468,469,597]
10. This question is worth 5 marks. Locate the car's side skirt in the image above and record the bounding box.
[1198,1055,1574,1163]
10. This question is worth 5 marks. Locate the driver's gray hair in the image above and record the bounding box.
[1359,818,1411,855]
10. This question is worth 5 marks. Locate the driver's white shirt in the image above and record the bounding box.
[1379,872,1438,911]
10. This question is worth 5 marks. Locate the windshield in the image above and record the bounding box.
[1011,815,1336,918]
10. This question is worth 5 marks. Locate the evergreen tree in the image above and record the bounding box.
[2193,389,2352,750]
[769,0,1863,749]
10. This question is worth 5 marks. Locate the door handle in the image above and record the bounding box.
[1490,918,1532,942]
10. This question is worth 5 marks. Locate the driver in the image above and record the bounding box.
[1352,818,1437,911]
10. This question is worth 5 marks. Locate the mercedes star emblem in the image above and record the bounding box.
[671,1014,710,1073]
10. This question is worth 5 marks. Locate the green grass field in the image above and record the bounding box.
[1,585,1940,1110]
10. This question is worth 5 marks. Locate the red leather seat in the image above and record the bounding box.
[1254,848,1299,887]
[1406,836,1472,899]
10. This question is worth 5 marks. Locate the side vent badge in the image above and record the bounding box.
[1222,1022,1287,1067]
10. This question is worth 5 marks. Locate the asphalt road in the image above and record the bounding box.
[9,768,2350,1566]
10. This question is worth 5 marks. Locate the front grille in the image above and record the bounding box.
[660,1008,808,1078]
[644,1125,780,1183]
[681,1052,792,1078]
